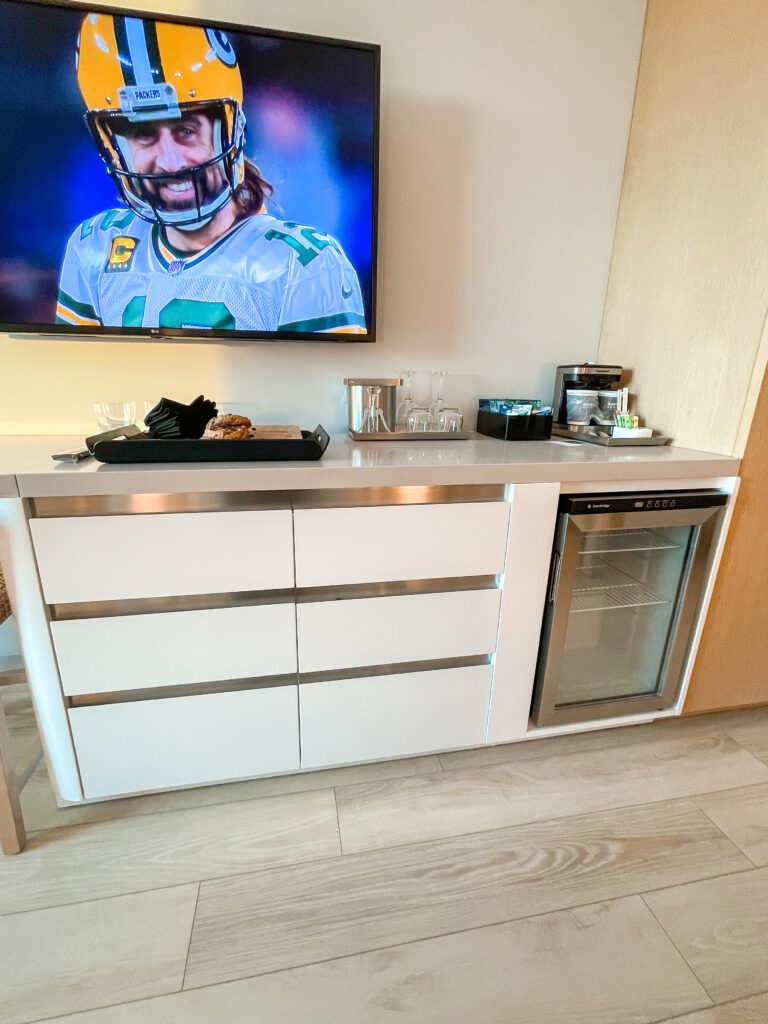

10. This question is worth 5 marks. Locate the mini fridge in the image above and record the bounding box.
[531,490,728,727]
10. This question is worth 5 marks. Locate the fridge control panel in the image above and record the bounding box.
[560,491,728,516]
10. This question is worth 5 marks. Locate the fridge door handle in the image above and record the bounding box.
[547,551,563,605]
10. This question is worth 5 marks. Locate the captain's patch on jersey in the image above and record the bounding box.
[105,236,139,273]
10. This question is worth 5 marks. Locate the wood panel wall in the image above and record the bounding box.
[598,0,768,456]
[684,363,768,713]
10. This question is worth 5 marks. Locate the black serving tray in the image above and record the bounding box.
[476,410,552,441]
[92,425,331,463]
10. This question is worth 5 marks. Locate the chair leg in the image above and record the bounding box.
[0,694,25,854]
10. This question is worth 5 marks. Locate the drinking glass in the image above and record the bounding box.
[396,370,416,427]
[405,408,431,433]
[429,370,449,422]
[437,407,464,433]
[141,400,158,424]
[94,400,136,432]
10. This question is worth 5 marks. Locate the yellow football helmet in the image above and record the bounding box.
[76,13,247,229]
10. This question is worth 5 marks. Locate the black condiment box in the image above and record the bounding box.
[476,410,553,441]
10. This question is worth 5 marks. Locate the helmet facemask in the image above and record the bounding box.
[87,99,246,231]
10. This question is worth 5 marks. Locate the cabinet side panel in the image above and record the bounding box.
[0,499,82,801]
[486,483,560,744]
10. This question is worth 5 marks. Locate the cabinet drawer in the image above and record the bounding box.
[297,589,502,673]
[299,664,492,768]
[70,687,300,798]
[30,510,294,603]
[52,603,297,696]
[293,502,510,587]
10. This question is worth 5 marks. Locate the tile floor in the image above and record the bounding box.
[2,685,768,1023]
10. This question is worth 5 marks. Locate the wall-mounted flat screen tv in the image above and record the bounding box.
[0,0,379,341]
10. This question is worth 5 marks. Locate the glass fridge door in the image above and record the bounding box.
[532,506,721,726]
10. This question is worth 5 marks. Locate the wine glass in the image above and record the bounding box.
[396,370,416,427]
[429,371,449,423]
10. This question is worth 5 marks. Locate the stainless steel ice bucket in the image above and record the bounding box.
[344,378,402,433]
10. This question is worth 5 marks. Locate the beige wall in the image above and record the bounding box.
[598,0,768,456]
[0,0,645,434]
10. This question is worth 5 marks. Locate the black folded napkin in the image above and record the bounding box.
[144,395,218,439]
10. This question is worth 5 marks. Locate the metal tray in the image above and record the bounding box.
[551,426,670,447]
[347,429,469,441]
[92,425,330,463]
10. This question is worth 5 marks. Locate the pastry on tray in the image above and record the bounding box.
[201,415,303,441]
[202,414,251,440]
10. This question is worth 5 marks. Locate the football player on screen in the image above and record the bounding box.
[56,14,367,335]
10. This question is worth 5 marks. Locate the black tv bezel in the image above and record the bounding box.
[2,0,380,344]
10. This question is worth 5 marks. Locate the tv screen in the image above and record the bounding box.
[0,0,379,341]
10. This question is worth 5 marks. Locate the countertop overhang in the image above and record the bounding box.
[0,434,740,499]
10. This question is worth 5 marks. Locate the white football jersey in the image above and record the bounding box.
[56,208,367,334]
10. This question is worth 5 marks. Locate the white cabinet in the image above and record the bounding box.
[293,502,510,587]
[299,665,493,768]
[69,687,300,798]
[51,603,297,696]
[297,588,502,673]
[26,488,552,799]
[31,510,295,603]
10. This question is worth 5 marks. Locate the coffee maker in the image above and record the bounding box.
[552,363,623,429]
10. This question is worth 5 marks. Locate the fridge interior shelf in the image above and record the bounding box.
[570,584,670,614]
[580,530,680,555]
[574,563,637,591]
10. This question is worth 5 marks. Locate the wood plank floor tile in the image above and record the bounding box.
[695,783,768,866]
[438,720,655,770]
[0,883,197,1024]
[661,991,768,1023]
[183,798,750,988]
[644,867,768,1003]
[0,789,340,915]
[21,755,441,835]
[722,713,768,766]
[36,896,711,1024]
[337,732,768,854]
[439,707,768,772]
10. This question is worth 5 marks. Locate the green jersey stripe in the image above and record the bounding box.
[277,312,367,333]
[57,289,101,322]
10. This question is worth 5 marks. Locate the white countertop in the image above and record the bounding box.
[0,434,740,498]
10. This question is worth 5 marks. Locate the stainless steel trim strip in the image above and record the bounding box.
[50,589,297,620]
[292,485,506,508]
[66,654,491,706]
[68,674,299,706]
[50,577,499,620]
[28,492,294,518]
[29,485,506,519]
[299,654,491,685]
[295,576,498,604]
